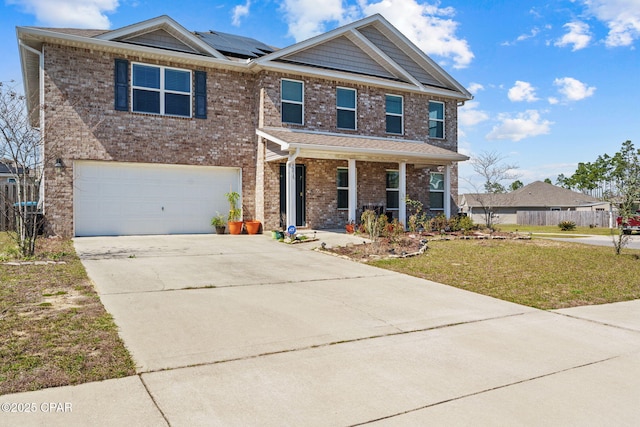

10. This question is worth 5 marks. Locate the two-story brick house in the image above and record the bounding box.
[17,14,471,237]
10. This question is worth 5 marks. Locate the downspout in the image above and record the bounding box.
[286,148,300,229]
[19,41,46,213]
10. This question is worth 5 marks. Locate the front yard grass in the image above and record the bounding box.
[0,234,136,396]
[369,238,640,310]
[496,223,616,236]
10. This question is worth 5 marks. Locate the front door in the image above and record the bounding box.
[279,163,306,227]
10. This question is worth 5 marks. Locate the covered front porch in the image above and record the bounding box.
[256,127,469,230]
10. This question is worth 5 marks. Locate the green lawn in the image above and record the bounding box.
[496,223,617,236]
[369,238,640,310]
[0,234,136,395]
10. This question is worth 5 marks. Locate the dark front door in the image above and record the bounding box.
[279,163,306,227]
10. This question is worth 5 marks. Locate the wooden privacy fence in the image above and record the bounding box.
[517,210,612,228]
[0,183,39,231]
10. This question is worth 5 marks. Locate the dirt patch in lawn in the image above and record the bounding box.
[0,235,136,396]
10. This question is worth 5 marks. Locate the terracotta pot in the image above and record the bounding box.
[245,220,262,235]
[228,221,243,235]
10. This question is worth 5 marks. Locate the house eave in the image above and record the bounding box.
[250,61,470,100]
[257,128,469,164]
[16,26,250,71]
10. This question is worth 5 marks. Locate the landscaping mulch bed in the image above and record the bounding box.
[324,231,529,262]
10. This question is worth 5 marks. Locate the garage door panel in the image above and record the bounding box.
[74,161,241,236]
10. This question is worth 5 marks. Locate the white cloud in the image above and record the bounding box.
[517,27,540,42]
[459,101,489,127]
[508,81,539,102]
[361,0,474,68]
[548,97,559,105]
[555,21,592,50]
[280,0,358,42]
[280,0,474,68]
[486,110,553,142]
[232,0,251,26]
[553,77,596,101]
[467,82,484,95]
[7,0,118,28]
[501,25,550,46]
[582,0,640,47]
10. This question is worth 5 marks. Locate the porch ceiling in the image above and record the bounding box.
[257,127,469,165]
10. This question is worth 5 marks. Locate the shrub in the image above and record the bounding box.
[382,218,404,242]
[406,197,428,232]
[558,220,577,231]
[428,214,449,232]
[361,209,382,241]
[448,215,475,233]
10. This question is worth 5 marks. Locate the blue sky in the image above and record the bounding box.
[2,0,639,192]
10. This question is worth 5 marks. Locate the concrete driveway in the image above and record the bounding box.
[5,233,640,426]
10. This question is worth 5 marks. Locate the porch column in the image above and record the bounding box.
[444,164,451,218]
[286,149,299,228]
[399,162,407,229]
[348,159,357,223]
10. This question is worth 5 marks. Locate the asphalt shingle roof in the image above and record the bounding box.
[462,181,602,208]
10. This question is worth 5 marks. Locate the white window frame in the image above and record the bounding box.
[336,87,357,130]
[429,101,445,139]
[385,94,403,135]
[131,62,192,118]
[337,167,349,210]
[281,78,304,125]
[430,172,445,210]
[386,169,400,211]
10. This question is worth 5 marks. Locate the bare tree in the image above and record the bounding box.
[0,81,43,257]
[607,140,640,255]
[465,151,519,229]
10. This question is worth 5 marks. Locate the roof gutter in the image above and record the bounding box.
[16,26,250,71]
[18,39,44,128]
[256,129,469,162]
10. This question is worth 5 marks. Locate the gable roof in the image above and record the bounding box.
[94,15,227,59]
[462,181,603,208]
[17,14,471,125]
[254,14,472,100]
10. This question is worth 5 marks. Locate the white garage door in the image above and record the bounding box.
[74,161,241,236]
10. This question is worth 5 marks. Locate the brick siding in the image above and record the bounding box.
[41,44,462,236]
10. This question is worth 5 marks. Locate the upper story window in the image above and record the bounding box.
[386,95,403,134]
[337,87,356,130]
[132,63,192,117]
[429,172,444,210]
[386,170,399,210]
[429,101,445,139]
[281,79,304,125]
[337,168,349,209]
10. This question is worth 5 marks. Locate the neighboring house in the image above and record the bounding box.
[0,159,27,183]
[459,181,611,225]
[17,14,472,237]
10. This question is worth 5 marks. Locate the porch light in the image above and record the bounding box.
[54,158,64,175]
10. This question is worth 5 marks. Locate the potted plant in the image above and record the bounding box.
[345,220,356,234]
[244,219,262,235]
[242,205,262,235]
[226,191,243,234]
[211,213,226,235]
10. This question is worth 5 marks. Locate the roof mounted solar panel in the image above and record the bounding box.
[195,30,275,59]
